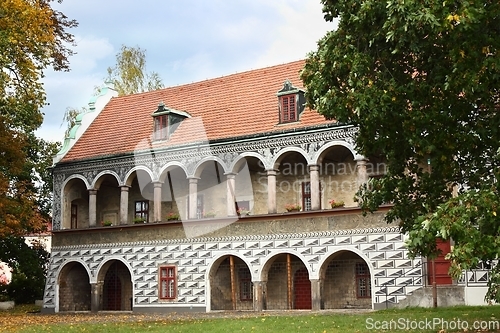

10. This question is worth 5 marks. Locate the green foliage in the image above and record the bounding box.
[302,0,500,301]
[0,237,50,304]
[0,0,75,237]
[61,106,87,137]
[0,0,77,133]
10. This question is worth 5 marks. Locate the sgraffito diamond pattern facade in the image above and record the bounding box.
[44,227,426,311]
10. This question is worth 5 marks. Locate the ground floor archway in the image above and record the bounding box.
[58,262,91,311]
[263,253,310,310]
[210,255,253,310]
[321,251,372,309]
[98,260,133,311]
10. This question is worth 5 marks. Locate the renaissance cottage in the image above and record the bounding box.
[43,60,488,313]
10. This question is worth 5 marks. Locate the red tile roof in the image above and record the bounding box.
[61,60,334,162]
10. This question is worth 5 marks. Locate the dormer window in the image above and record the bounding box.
[152,102,191,141]
[277,80,305,124]
[154,114,168,140]
[280,95,297,122]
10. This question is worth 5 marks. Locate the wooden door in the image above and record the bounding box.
[294,268,311,309]
[427,239,452,285]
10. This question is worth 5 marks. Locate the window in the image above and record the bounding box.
[186,194,204,219]
[196,194,204,219]
[280,95,297,123]
[239,268,253,301]
[356,262,371,298]
[135,201,149,221]
[301,182,322,211]
[302,182,311,211]
[154,114,168,140]
[152,102,190,141]
[71,204,77,229]
[277,79,304,124]
[159,266,177,299]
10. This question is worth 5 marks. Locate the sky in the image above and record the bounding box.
[37,0,338,143]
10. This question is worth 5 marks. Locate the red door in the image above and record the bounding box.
[427,239,452,285]
[294,268,311,309]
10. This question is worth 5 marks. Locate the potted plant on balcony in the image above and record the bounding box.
[237,208,250,216]
[329,199,345,208]
[133,217,146,224]
[102,220,113,227]
[166,212,180,221]
[285,203,301,212]
[203,211,216,218]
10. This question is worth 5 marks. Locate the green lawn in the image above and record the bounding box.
[1,305,499,333]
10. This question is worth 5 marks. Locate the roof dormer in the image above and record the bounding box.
[276,79,305,124]
[152,102,190,141]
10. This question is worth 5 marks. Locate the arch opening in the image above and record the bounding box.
[99,260,133,311]
[62,178,89,229]
[263,253,310,310]
[210,255,253,311]
[58,262,91,311]
[320,251,372,309]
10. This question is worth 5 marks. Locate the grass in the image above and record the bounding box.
[1,305,499,332]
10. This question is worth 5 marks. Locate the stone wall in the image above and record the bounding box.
[52,209,389,247]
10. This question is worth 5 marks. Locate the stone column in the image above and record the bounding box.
[253,281,264,312]
[267,170,277,214]
[311,279,321,311]
[188,177,199,219]
[119,186,130,225]
[226,173,236,216]
[88,189,98,227]
[309,164,320,210]
[355,157,369,188]
[90,282,100,313]
[153,182,163,222]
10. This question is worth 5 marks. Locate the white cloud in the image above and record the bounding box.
[254,1,337,68]
[39,36,115,143]
[37,0,336,144]
[69,35,115,73]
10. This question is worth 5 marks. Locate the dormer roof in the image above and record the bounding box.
[276,79,303,96]
[152,102,191,118]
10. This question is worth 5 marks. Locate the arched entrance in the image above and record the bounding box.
[103,266,122,310]
[263,253,311,310]
[210,255,253,311]
[58,262,91,311]
[320,251,372,309]
[98,260,133,311]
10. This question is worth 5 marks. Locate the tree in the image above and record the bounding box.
[0,237,50,303]
[61,106,87,137]
[106,45,164,96]
[62,45,163,134]
[0,0,77,237]
[301,0,500,301]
